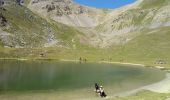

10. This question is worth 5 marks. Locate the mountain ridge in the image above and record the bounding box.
[0,0,170,48]
[27,0,106,27]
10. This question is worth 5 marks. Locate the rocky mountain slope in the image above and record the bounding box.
[27,0,105,27]
[0,0,170,49]
[0,2,86,48]
[0,0,170,66]
[92,0,170,47]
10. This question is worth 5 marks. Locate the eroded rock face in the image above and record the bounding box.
[0,14,7,27]
[0,0,24,5]
[28,0,104,27]
[0,0,4,6]
[41,0,85,14]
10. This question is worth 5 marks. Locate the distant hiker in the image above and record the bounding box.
[95,83,100,93]
[79,57,82,61]
[79,57,82,63]
[99,86,107,97]
[84,58,87,63]
[109,58,112,62]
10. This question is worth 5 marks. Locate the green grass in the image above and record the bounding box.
[24,0,31,6]
[118,27,170,66]
[140,0,168,9]
[109,90,170,100]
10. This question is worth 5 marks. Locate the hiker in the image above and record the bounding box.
[84,58,87,63]
[94,83,107,97]
[95,83,100,93]
[99,86,107,97]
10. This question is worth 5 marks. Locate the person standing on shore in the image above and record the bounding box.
[95,83,100,93]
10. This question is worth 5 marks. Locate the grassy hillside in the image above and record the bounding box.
[0,5,85,48]
[0,26,169,69]
[93,0,170,47]
[140,0,169,8]
[111,27,170,66]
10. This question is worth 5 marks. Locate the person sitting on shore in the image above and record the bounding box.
[99,86,107,97]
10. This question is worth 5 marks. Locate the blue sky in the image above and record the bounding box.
[74,0,136,9]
